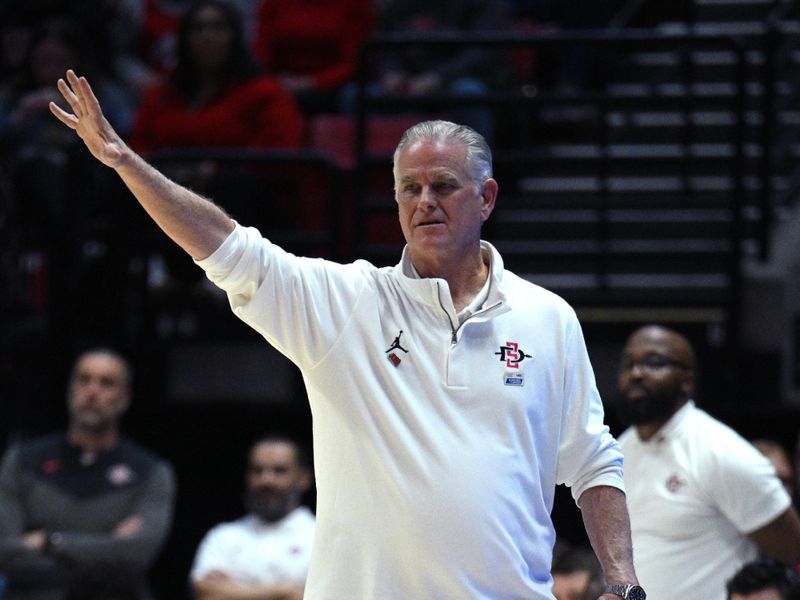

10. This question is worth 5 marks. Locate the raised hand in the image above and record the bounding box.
[49,70,126,168]
[49,70,236,259]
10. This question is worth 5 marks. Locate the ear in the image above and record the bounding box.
[480,178,498,222]
[298,469,313,493]
[116,394,131,420]
[681,371,695,398]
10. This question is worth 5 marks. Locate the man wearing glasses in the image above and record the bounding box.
[615,324,800,600]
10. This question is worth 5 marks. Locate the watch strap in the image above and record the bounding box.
[604,583,646,599]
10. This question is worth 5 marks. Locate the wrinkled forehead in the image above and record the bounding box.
[396,139,469,173]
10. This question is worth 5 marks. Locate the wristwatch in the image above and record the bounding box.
[604,584,646,599]
[44,531,63,552]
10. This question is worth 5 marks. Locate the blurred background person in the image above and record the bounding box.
[727,557,800,600]
[0,18,135,242]
[615,325,800,600]
[349,0,514,142]
[252,0,375,116]
[551,544,604,600]
[190,434,314,600]
[129,0,303,155]
[0,347,175,600]
[128,0,304,301]
[135,0,260,79]
[752,438,795,503]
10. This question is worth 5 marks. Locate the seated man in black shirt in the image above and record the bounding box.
[0,348,176,600]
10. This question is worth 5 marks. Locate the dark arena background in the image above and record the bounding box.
[2,0,800,597]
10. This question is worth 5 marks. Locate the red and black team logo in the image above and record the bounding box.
[495,342,532,369]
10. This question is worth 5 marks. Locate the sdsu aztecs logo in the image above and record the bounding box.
[495,342,532,369]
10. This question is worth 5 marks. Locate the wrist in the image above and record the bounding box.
[44,531,63,553]
[604,583,646,599]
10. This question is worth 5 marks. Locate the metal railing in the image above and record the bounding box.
[147,148,344,259]
[352,29,753,339]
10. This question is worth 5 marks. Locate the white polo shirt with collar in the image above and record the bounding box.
[197,223,624,600]
[619,401,790,600]
[191,506,315,586]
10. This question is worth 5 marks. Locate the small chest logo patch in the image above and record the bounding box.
[665,473,686,494]
[504,371,525,386]
[495,341,532,369]
[386,330,408,367]
[41,458,62,475]
[107,463,135,486]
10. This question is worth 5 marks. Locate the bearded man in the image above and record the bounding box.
[615,325,800,600]
[190,434,314,600]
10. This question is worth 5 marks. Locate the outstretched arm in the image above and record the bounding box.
[580,485,640,599]
[49,69,234,260]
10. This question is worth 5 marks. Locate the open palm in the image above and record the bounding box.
[49,69,125,168]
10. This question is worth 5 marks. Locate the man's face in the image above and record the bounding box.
[616,327,693,426]
[245,441,310,523]
[730,590,783,600]
[67,353,129,433]
[394,138,496,275]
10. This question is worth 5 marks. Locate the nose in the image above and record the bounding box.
[619,362,643,382]
[75,379,101,401]
[630,362,644,375]
[418,186,437,210]
[253,469,277,487]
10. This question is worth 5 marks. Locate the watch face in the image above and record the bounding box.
[628,585,647,600]
[606,584,647,600]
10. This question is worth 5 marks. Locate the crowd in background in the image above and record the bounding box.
[0,2,617,596]
[2,1,800,599]
[0,0,615,372]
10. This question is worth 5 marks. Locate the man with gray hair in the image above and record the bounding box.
[50,70,642,600]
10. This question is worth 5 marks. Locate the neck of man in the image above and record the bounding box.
[635,422,665,442]
[68,424,120,454]
[412,245,489,313]
[634,399,689,441]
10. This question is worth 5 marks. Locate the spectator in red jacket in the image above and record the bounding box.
[129,0,303,154]
[129,0,304,296]
[252,0,375,115]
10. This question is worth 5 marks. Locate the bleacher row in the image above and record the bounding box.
[3,0,798,413]
[148,6,799,343]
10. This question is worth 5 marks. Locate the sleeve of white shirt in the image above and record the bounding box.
[554,311,625,504]
[195,223,368,369]
[704,427,791,534]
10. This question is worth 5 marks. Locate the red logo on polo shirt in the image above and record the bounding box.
[41,458,62,475]
[495,342,532,369]
[665,473,685,493]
